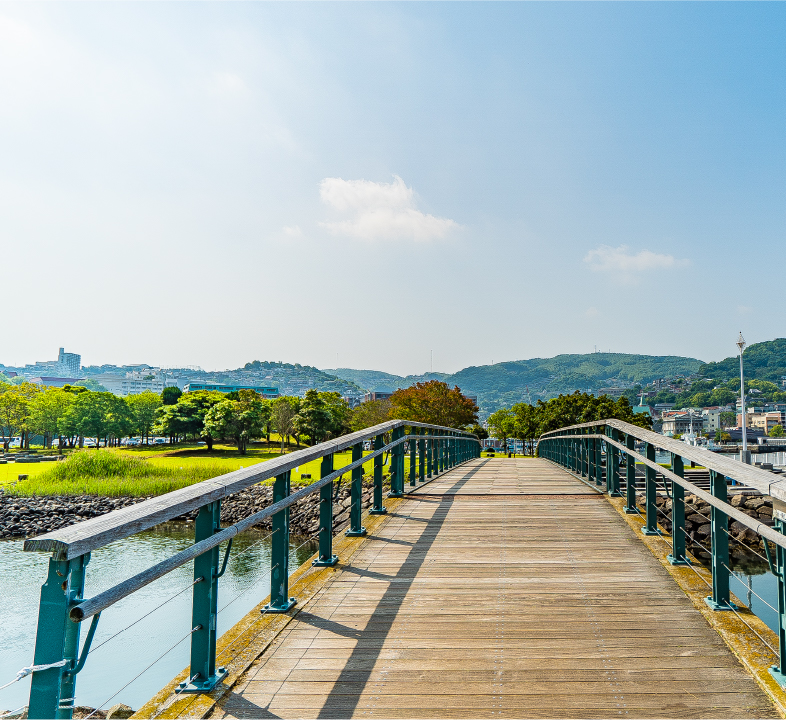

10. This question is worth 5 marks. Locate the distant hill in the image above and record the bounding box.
[698,338,786,384]
[327,353,703,417]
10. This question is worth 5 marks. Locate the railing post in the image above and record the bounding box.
[28,554,89,719]
[771,518,786,684]
[185,500,226,692]
[583,431,589,478]
[313,454,338,566]
[706,470,733,610]
[389,427,404,498]
[427,432,433,478]
[346,442,367,537]
[418,431,426,481]
[266,471,296,612]
[608,428,621,497]
[668,455,689,566]
[370,434,387,515]
[594,436,602,486]
[409,429,417,487]
[642,443,659,535]
[624,434,637,514]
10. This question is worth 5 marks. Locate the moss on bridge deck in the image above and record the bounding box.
[134,458,785,719]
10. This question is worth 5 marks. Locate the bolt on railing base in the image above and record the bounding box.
[369,507,387,515]
[312,555,339,567]
[178,667,228,694]
[609,491,622,498]
[667,555,691,566]
[769,667,786,689]
[641,528,661,537]
[387,492,404,498]
[263,598,297,614]
[704,597,738,612]
[345,527,367,537]
[624,506,638,515]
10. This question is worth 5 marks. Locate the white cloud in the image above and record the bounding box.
[282,225,302,237]
[319,175,458,242]
[584,244,689,279]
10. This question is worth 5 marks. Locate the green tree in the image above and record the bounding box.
[270,396,301,453]
[154,390,223,448]
[294,389,333,445]
[389,381,478,428]
[0,383,39,451]
[510,402,540,456]
[349,399,392,432]
[487,408,514,450]
[204,390,269,454]
[320,392,352,438]
[62,392,131,448]
[770,424,785,438]
[28,388,74,449]
[127,391,163,444]
[162,386,183,406]
[468,424,488,440]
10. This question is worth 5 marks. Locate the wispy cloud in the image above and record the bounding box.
[319,175,458,242]
[584,244,689,282]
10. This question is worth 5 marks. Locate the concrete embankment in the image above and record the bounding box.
[0,478,381,540]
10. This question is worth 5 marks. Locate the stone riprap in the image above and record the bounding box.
[0,478,383,540]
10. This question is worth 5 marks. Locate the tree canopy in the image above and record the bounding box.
[389,381,478,428]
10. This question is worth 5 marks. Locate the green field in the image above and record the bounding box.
[3,443,392,497]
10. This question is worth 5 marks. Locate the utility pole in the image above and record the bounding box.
[737,332,750,464]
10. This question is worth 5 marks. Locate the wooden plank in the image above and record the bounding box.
[201,458,778,719]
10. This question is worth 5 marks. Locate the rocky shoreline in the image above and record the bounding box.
[0,477,385,541]
[646,490,774,562]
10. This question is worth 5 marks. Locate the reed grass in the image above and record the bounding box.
[9,450,238,497]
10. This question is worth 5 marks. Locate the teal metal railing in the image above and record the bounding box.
[538,418,786,688]
[17,420,479,719]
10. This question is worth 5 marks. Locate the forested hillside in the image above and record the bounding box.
[698,339,786,384]
[328,353,703,418]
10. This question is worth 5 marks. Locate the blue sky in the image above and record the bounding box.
[1,3,783,374]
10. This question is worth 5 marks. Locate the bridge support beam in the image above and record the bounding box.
[624,434,637,514]
[183,501,227,693]
[409,429,417,487]
[346,443,367,537]
[419,432,426,481]
[313,454,338,566]
[706,470,734,610]
[266,472,296,612]
[642,443,659,535]
[28,554,89,719]
[668,455,689,566]
[370,434,387,515]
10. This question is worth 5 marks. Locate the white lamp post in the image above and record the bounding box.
[737,332,750,464]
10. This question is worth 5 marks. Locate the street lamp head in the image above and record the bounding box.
[737,332,746,354]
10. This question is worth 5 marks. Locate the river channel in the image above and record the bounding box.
[0,524,318,714]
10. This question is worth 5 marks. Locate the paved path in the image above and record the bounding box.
[210,458,777,719]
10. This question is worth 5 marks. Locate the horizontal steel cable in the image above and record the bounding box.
[723,564,778,613]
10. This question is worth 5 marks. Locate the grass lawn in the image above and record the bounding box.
[4,442,393,497]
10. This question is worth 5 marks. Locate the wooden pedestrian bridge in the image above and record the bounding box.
[14,420,786,718]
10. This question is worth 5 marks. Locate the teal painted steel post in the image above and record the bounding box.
[772,519,786,683]
[418,431,426,481]
[583,433,589,477]
[668,455,688,566]
[266,471,296,612]
[624,434,637,514]
[346,442,367,537]
[642,443,659,535]
[409,429,417,487]
[28,554,89,719]
[313,454,338,566]
[608,429,621,497]
[706,470,732,610]
[427,432,433,478]
[186,501,226,692]
[594,437,602,486]
[389,427,404,497]
[370,434,386,515]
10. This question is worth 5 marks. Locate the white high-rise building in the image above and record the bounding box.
[57,348,81,376]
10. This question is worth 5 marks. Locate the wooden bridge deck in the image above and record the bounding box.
[209,458,777,719]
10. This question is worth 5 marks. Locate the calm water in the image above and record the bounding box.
[0,525,317,714]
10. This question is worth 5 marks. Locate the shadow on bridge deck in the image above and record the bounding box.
[162,459,781,719]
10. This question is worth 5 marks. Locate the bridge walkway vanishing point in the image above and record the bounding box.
[198,458,778,719]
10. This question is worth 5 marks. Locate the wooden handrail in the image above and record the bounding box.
[24,420,477,560]
[539,418,786,502]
